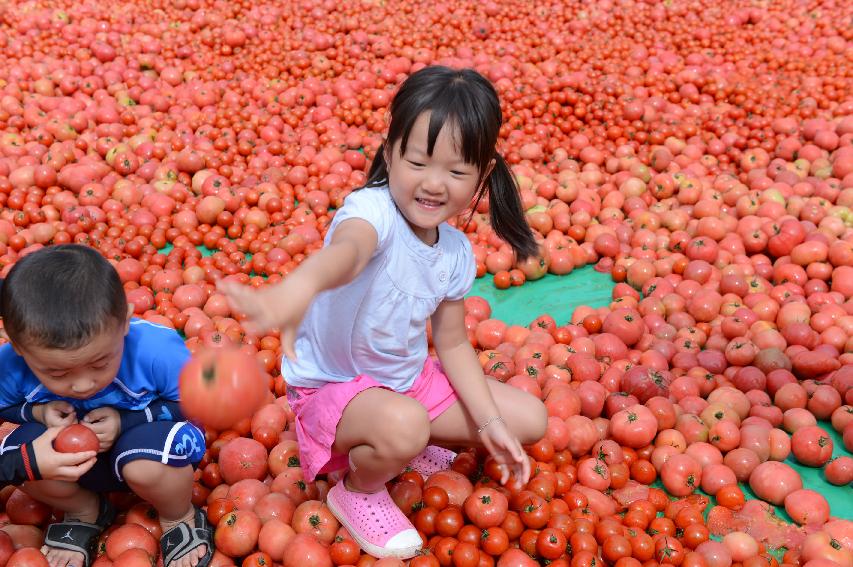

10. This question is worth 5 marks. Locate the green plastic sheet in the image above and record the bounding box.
[466,267,853,532]
[467,265,615,327]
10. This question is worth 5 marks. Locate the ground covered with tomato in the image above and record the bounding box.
[0,0,852,567]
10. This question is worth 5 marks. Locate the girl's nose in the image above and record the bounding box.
[421,176,444,193]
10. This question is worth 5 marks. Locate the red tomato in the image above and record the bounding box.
[179,347,268,431]
[54,423,100,453]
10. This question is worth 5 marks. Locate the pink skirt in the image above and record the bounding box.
[286,357,458,481]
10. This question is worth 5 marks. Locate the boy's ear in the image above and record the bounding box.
[124,303,134,335]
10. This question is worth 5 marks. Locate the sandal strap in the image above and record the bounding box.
[161,507,213,567]
[44,522,100,567]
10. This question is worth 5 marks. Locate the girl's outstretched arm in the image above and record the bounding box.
[218,218,377,359]
[431,299,531,484]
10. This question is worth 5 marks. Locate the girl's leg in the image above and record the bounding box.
[333,387,432,492]
[325,388,430,558]
[428,379,548,446]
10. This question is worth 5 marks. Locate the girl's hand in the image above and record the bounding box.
[40,401,77,428]
[217,278,314,360]
[478,417,531,486]
[31,427,97,481]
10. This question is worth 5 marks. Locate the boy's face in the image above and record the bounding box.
[13,308,132,400]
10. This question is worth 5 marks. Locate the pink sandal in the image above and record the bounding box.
[326,480,423,559]
[404,445,457,479]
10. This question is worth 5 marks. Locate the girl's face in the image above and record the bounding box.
[386,112,492,245]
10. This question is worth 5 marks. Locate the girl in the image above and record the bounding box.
[219,66,548,559]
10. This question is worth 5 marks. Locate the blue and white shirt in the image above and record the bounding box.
[0,319,189,420]
[282,186,477,392]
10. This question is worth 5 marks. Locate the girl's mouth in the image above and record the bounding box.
[416,197,444,209]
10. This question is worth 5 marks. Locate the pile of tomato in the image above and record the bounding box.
[0,0,852,566]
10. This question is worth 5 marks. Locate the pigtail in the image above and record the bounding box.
[486,154,538,261]
[364,143,390,188]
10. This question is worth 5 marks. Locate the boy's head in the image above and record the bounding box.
[1,244,132,399]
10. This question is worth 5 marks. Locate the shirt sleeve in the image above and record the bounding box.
[445,233,477,301]
[137,322,190,402]
[327,187,395,253]
[0,345,26,411]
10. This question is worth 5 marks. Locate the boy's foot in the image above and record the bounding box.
[41,494,115,567]
[404,445,457,479]
[326,479,422,559]
[159,506,213,567]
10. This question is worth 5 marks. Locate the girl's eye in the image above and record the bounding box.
[450,170,469,176]
[92,362,109,370]
[408,160,425,167]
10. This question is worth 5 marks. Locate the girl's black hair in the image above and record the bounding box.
[0,245,128,349]
[365,66,538,260]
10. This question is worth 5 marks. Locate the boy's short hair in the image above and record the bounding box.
[0,245,128,349]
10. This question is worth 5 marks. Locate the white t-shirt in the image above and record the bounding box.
[282,186,477,392]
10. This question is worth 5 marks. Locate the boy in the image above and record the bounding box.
[0,245,211,567]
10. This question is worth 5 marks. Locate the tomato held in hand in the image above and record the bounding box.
[179,347,268,431]
[54,424,99,453]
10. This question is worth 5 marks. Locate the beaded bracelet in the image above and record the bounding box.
[477,415,504,434]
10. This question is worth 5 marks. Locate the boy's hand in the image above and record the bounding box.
[31,427,97,481]
[81,407,121,453]
[39,401,78,428]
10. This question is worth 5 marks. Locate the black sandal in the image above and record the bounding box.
[42,495,116,567]
[160,507,213,567]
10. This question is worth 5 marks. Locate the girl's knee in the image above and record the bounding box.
[501,389,548,445]
[370,397,431,459]
[521,398,548,444]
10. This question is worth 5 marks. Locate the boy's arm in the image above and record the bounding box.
[0,443,41,485]
[115,399,184,432]
[0,402,37,424]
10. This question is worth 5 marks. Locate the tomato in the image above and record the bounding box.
[105,523,159,561]
[611,405,659,448]
[681,524,710,550]
[518,494,550,529]
[463,488,508,529]
[6,548,49,567]
[423,487,450,511]
[451,542,480,567]
[54,424,100,453]
[435,506,465,537]
[656,536,686,566]
[282,534,333,567]
[291,501,339,545]
[748,461,803,505]
[480,527,509,557]
[536,528,568,560]
[660,454,702,497]
[715,485,745,511]
[214,510,263,558]
[603,535,633,564]
[179,347,268,431]
[790,425,834,467]
[622,366,672,403]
